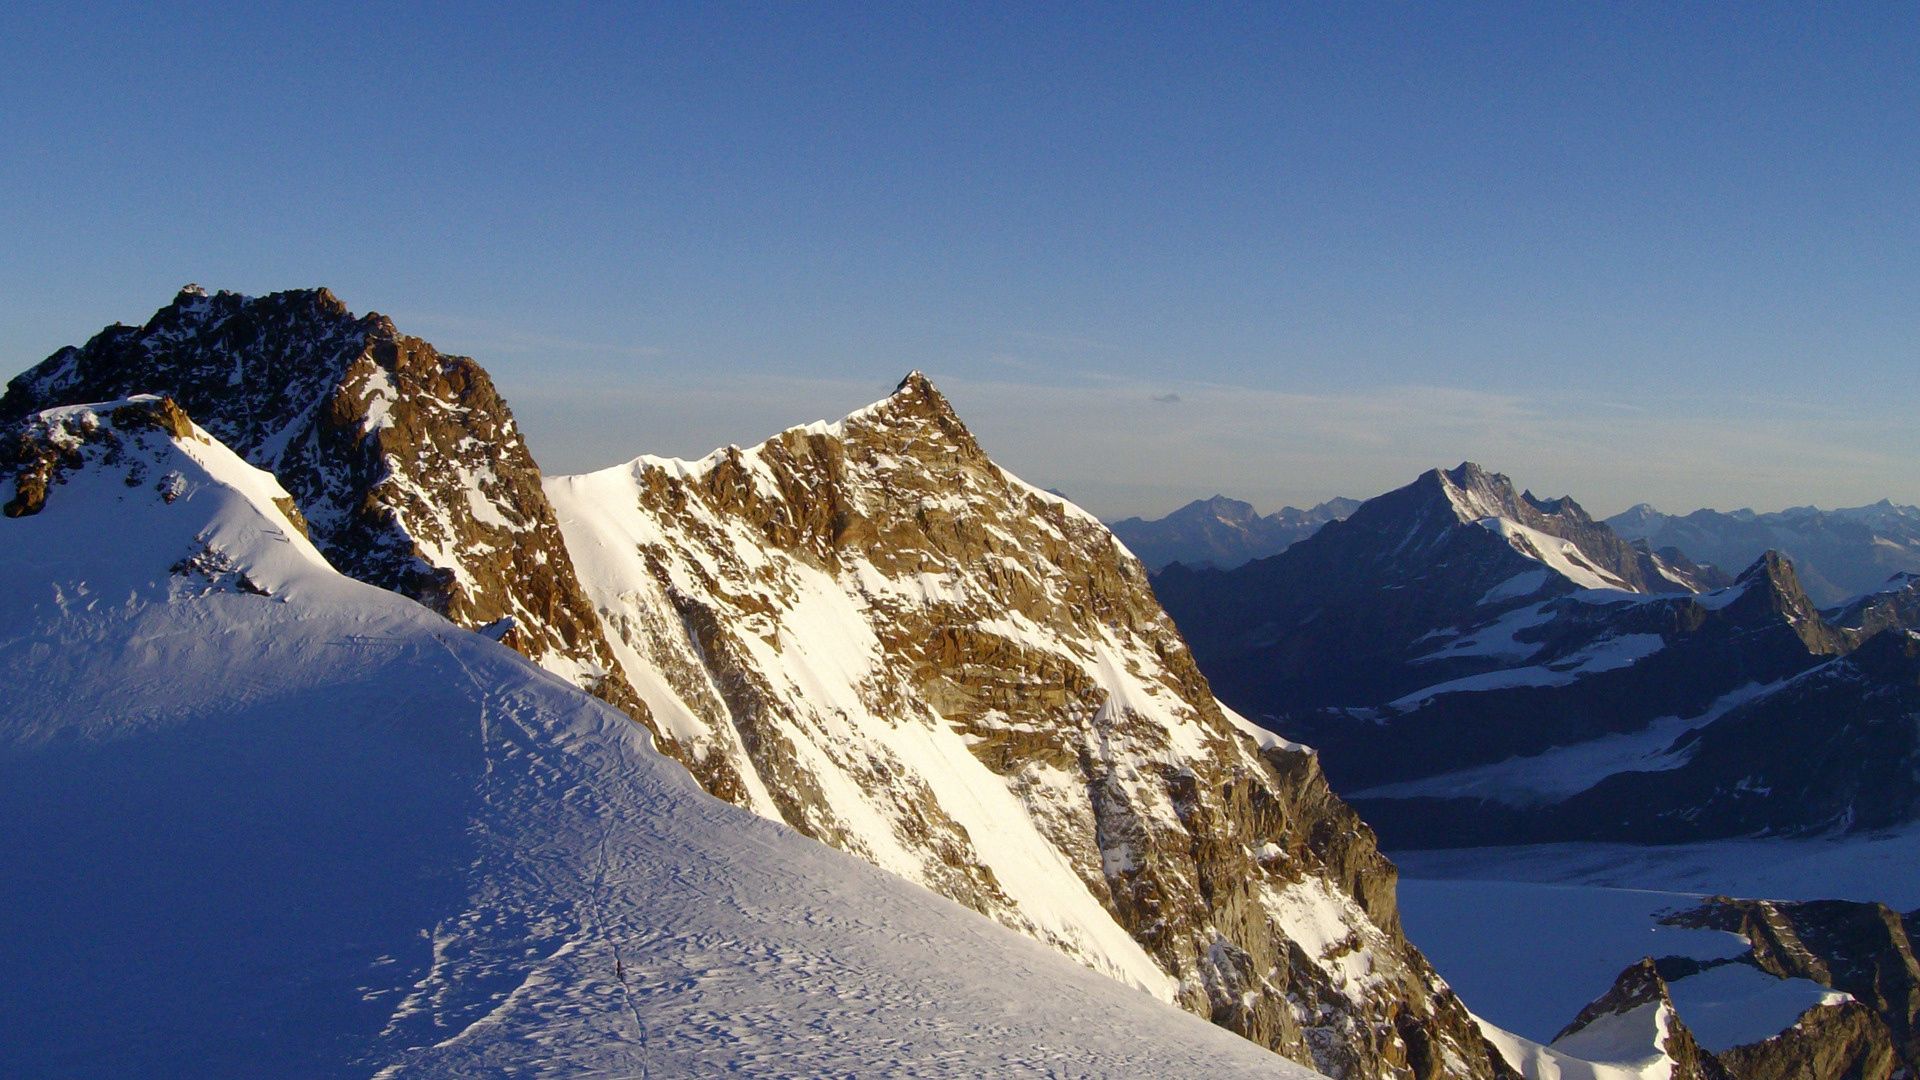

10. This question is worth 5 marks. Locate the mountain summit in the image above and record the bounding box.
[546,373,1512,1077]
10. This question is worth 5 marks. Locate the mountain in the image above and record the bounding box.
[1154,462,1719,716]
[0,395,1318,1077]
[545,373,1511,1079]
[1156,463,1920,849]
[0,285,646,718]
[1666,896,1918,1073]
[1338,571,1920,848]
[1608,501,1920,607]
[1109,494,1361,570]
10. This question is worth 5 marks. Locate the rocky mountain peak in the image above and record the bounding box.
[548,386,1514,1078]
[1141,494,1263,530]
[844,370,976,450]
[0,286,648,720]
[1554,958,1670,1041]
[1722,550,1844,654]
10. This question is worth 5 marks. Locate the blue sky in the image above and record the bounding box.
[3,3,1915,517]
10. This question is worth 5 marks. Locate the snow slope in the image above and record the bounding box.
[0,398,1308,1077]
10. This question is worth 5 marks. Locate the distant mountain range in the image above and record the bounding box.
[1155,463,1920,849]
[1608,501,1920,606]
[1108,494,1361,570]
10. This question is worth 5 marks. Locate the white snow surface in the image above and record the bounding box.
[1549,1001,1676,1080]
[1480,1021,1667,1080]
[0,402,1309,1078]
[1477,517,1633,593]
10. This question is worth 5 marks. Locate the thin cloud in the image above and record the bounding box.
[1152,392,1182,404]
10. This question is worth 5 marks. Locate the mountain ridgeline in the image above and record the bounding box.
[1609,501,1920,606]
[0,394,1313,1077]
[0,288,1514,1080]
[1109,494,1362,570]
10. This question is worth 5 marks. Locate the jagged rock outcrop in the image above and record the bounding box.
[1109,494,1361,570]
[0,286,644,716]
[1832,573,1920,647]
[1552,959,1728,1080]
[547,373,1514,1079]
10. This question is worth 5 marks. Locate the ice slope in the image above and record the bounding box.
[0,399,1308,1077]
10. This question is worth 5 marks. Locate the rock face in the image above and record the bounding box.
[1637,897,1920,1080]
[1109,494,1361,571]
[1608,501,1920,607]
[547,374,1512,1079]
[1667,898,1920,1066]
[1716,1001,1895,1080]
[0,286,643,716]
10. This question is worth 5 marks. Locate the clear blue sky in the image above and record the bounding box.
[4,2,1915,517]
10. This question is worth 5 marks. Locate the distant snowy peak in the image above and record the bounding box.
[1108,494,1359,571]
[0,286,648,720]
[548,372,1509,1078]
[1424,462,1704,597]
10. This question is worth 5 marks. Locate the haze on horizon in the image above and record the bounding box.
[3,4,1914,520]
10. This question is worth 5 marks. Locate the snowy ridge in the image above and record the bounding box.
[0,398,1312,1077]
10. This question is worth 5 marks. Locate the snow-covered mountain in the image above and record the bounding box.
[1154,462,1720,716]
[0,395,1314,1078]
[1608,501,1920,606]
[0,286,647,718]
[544,373,1508,1079]
[1155,464,1920,849]
[1109,494,1361,571]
